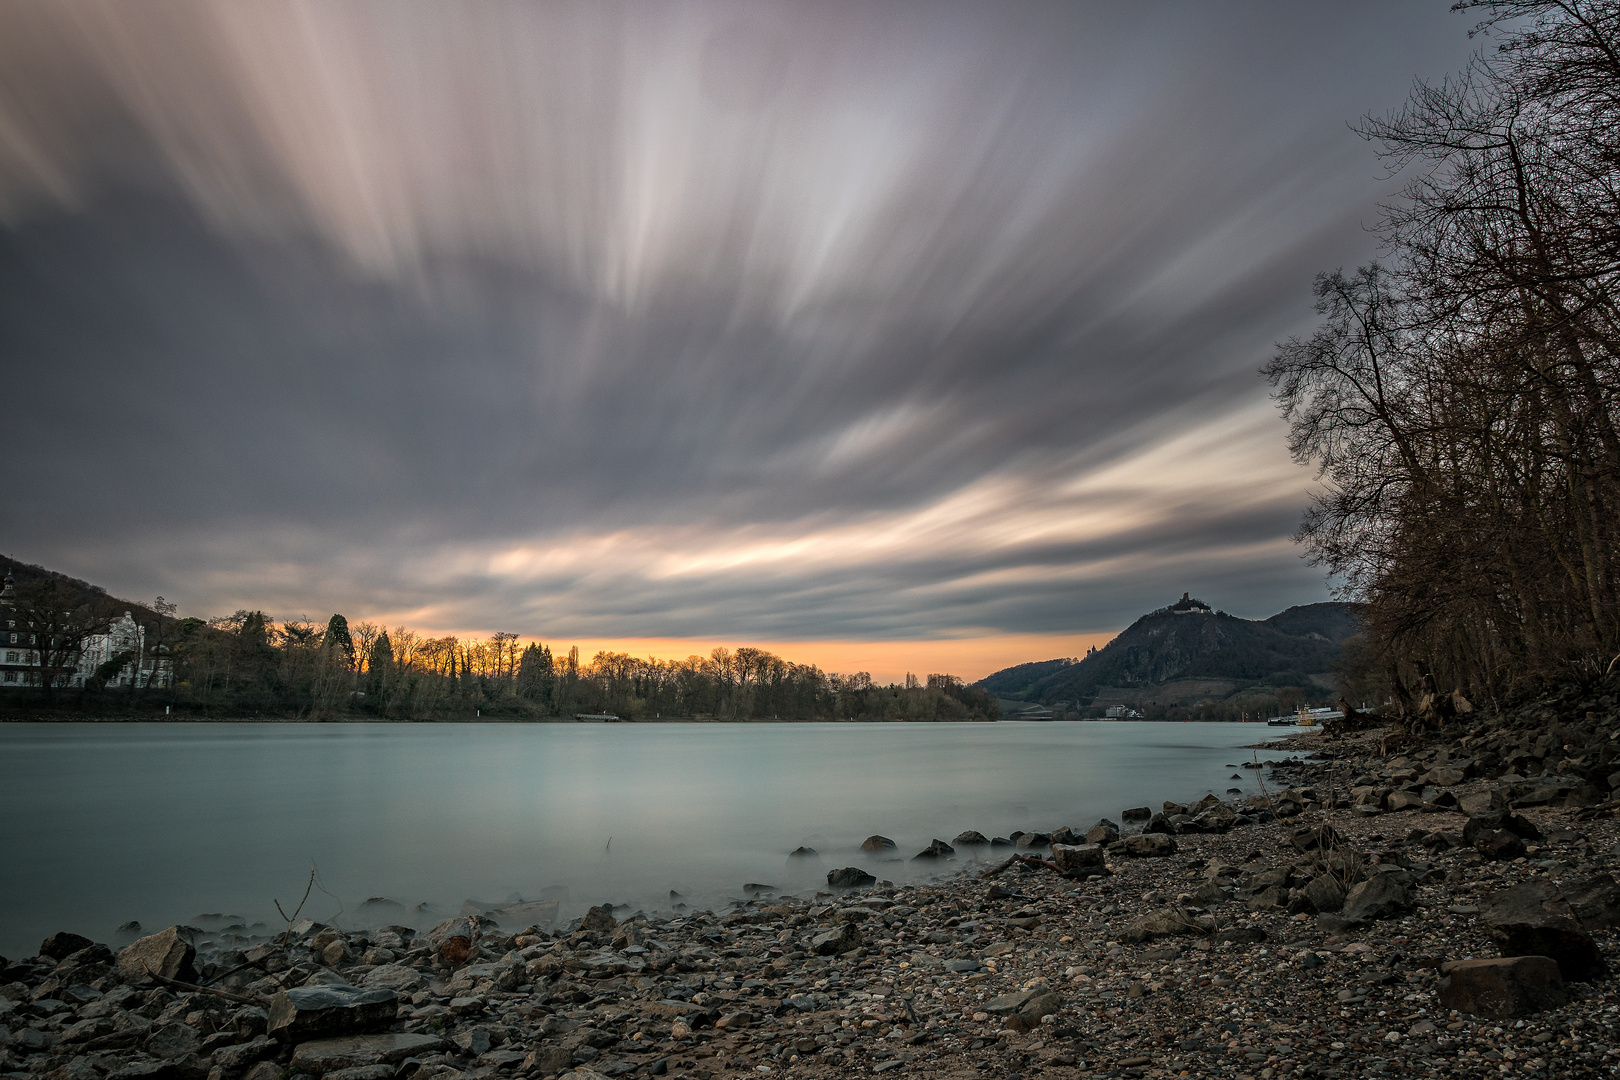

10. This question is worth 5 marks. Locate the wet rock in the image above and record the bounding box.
[1013,831,1051,849]
[266,984,400,1042]
[1458,789,1507,815]
[1480,882,1605,981]
[39,933,95,961]
[1123,834,1178,858]
[810,923,862,956]
[1340,874,1411,922]
[116,927,198,986]
[860,836,896,853]
[788,846,820,858]
[911,839,955,860]
[827,867,876,889]
[1562,873,1620,928]
[952,831,989,846]
[288,1033,444,1073]
[1120,806,1151,822]
[1438,956,1567,1019]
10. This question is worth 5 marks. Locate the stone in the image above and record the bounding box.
[1013,831,1051,848]
[1480,882,1605,981]
[426,917,475,965]
[1458,789,1507,815]
[1123,834,1178,858]
[860,835,896,853]
[359,964,424,993]
[1423,766,1470,787]
[39,933,95,961]
[1385,790,1426,812]
[826,867,876,889]
[1341,875,1411,922]
[241,1063,281,1080]
[1211,926,1267,944]
[1085,823,1120,845]
[578,904,617,933]
[1122,907,1198,943]
[266,984,400,1042]
[1303,875,1347,914]
[326,1066,394,1080]
[788,846,819,858]
[1047,826,1081,846]
[1120,806,1151,822]
[911,839,955,860]
[952,831,989,846]
[524,1047,575,1075]
[1050,843,1105,871]
[810,923,862,956]
[289,1033,444,1073]
[1477,830,1527,861]
[210,1037,273,1070]
[145,1023,199,1060]
[1437,956,1567,1019]
[116,927,198,986]
[1562,873,1620,929]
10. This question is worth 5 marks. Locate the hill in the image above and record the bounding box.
[976,598,1361,709]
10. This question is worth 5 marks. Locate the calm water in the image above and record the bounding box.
[0,721,1293,957]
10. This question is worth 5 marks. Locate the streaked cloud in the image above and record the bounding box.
[0,2,1479,674]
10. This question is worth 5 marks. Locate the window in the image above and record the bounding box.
[3,672,14,683]
[3,651,13,662]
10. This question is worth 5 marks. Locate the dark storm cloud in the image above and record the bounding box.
[0,1,1480,640]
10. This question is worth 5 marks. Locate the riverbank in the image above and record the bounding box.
[4,706,1618,1080]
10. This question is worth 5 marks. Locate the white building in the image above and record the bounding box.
[73,612,172,688]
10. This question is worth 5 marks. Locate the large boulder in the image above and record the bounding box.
[266,984,400,1042]
[1457,789,1507,815]
[1562,874,1620,929]
[1120,806,1152,822]
[1341,874,1411,923]
[1480,882,1605,981]
[860,836,896,853]
[1386,790,1427,812]
[911,839,955,861]
[116,927,198,985]
[1437,956,1567,1019]
[827,867,876,889]
[952,831,989,847]
[1123,834,1178,858]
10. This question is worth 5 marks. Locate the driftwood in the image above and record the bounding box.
[979,853,1063,879]
[143,962,271,1006]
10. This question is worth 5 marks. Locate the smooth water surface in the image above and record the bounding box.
[0,721,1291,955]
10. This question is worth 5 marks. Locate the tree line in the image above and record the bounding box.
[1266,1,1620,706]
[0,562,997,721]
[162,611,998,721]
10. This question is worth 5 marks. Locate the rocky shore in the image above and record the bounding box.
[5,694,1620,1080]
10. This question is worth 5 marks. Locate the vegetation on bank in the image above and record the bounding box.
[1267,1,1620,706]
[0,559,997,722]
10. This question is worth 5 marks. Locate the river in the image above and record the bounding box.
[0,720,1294,956]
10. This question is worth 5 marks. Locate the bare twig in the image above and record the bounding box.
[275,868,316,950]
[979,853,1065,879]
[1252,751,1274,812]
[143,962,271,1006]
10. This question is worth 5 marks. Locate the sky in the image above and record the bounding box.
[0,2,1486,682]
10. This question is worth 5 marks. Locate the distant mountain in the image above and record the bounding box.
[977,598,1361,707]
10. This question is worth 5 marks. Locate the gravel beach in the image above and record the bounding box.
[5,700,1620,1080]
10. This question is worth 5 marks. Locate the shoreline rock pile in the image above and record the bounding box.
[5,700,1620,1079]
